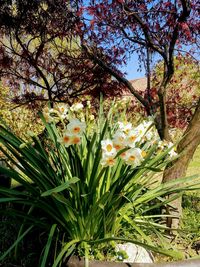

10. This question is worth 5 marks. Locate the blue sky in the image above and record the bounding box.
[119,53,146,80]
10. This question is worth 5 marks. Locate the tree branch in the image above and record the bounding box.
[81,44,150,112]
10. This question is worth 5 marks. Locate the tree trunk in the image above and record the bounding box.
[162,99,200,229]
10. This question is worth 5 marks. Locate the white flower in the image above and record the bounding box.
[70,102,84,112]
[55,104,69,119]
[167,142,178,159]
[119,150,127,160]
[58,130,82,147]
[101,155,116,167]
[118,121,132,135]
[144,130,154,141]
[43,107,55,123]
[124,148,144,166]
[101,139,117,157]
[58,131,72,147]
[70,135,82,145]
[135,124,146,137]
[67,118,86,135]
[125,129,140,148]
[43,105,69,121]
[158,140,165,150]
[136,120,153,138]
[168,148,178,159]
[113,131,126,151]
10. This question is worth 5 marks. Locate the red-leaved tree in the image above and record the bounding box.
[0,0,123,108]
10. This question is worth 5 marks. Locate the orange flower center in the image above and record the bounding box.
[107,158,115,165]
[73,127,81,133]
[63,136,70,143]
[72,136,80,144]
[120,152,126,158]
[130,135,136,142]
[114,144,121,150]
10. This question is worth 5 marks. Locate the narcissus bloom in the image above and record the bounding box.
[167,142,178,159]
[70,135,81,145]
[70,102,84,112]
[119,151,127,160]
[118,121,132,134]
[59,131,72,147]
[124,148,144,166]
[136,121,153,138]
[43,107,55,123]
[113,131,126,151]
[67,118,86,135]
[55,104,69,119]
[125,129,139,148]
[101,139,117,156]
[101,155,116,167]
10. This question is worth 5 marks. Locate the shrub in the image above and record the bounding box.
[0,99,200,266]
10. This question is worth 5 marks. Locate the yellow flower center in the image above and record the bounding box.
[125,129,130,134]
[129,155,135,161]
[141,151,146,157]
[106,144,113,152]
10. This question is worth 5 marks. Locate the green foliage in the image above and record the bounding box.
[0,83,44,140]
[182,194,200,238]
[0,101,200,266]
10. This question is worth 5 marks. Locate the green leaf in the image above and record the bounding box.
[41,177,80,196]
[40,224,57,267]
[0,197,21,203]
[52,239,79,267]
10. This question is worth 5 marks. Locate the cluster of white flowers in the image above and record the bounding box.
[43,102,84,123]
[42,102,96,125]
[158,140,177,159]
[100,120,155,167]
[58,118,86,147]
[43,104,69,122]
[70,103,84,112]
[42,103,177,163]
[42,103,86,147]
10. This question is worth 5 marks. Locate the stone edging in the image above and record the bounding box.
[66,257,200,267]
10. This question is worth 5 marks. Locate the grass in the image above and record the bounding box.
[186,146,200,177]
[178,146,200,258]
